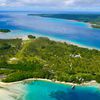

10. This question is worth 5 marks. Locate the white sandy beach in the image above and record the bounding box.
[0,81,26,100]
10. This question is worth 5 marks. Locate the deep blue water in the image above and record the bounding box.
[0,12,100,49]
[22,80,100,100]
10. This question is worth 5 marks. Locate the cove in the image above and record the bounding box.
[21,80,100,100]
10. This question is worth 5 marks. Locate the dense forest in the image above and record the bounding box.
[0,36,100,83]
[29,14,100,28]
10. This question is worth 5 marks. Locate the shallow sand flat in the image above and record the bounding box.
[0,89,15,100]
[0,82,26,100]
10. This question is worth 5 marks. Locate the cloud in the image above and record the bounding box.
[0,0,100,11]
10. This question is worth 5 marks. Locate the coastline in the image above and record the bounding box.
[0,28,100,51]
[0,78,99,87]
[19,35,100,51]
[0,78,100,100]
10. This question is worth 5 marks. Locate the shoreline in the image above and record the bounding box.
[0,78,100,100]
[20,35,100,51]
[0,32,100,50]
[0,78,99,87]
[8,34,99,51]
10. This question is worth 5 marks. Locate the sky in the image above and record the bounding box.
[0,0,100,12]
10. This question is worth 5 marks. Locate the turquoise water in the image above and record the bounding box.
[1,12,100,99]
[0,12,100,49]
[22,80,100,100]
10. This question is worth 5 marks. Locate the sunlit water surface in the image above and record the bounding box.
[0,12,100,49]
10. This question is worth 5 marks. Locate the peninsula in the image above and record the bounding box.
[28,14,100,29]
[0,35,100,84]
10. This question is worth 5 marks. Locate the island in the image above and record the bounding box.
[0,35,100,84]
[28,35,36,39]
[91,24,100,29]
[0,29,11,33]
[28,14,100,29]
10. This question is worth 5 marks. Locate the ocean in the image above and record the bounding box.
[0,12,100,49]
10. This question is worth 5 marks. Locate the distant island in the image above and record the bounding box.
[0,29,11,33]
[0,35,100,84]
[28,14,100,29]
[91,24,100,29]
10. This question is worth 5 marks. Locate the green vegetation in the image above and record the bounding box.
[28,35,36,39]
[0,36,100,83]
[91,24,100,29]
[29,14,100,29]
[0,29,11,33]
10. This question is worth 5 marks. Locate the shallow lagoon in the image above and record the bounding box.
[0,13,100,49]
[22,80,100,100]
[0,80,100,100]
